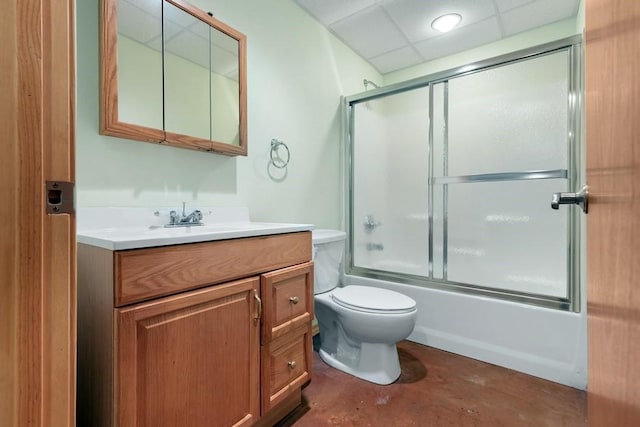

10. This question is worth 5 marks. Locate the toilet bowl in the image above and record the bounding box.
[312,229,417,385]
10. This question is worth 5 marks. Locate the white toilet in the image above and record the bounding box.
[312,229,417,385]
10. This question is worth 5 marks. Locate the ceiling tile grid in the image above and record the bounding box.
[329,7,409,58]
[294,0,580,75]
[501,0,580,36]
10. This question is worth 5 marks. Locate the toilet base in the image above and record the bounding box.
[318,342,401,385]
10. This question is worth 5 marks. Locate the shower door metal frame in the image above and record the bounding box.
[344,35,583,312]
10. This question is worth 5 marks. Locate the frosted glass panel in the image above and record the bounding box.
[447,52,569,176]
[432,184,444,279]
[432,83,446,178]
[352,87,430,276]
[446,179,569,297]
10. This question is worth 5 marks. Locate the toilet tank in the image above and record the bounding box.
[312,229,346,294]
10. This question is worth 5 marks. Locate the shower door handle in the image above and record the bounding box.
[551,185,588,214]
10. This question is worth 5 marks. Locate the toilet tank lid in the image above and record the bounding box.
[332,285,417,313]
[312,229,346,244]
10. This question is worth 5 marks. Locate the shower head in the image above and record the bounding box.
[363,79,380,90]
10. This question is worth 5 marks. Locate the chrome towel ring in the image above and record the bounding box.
[270,139,290,168]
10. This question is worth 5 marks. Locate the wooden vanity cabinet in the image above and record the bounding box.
[77,232,312,426]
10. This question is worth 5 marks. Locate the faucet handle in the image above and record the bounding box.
[363,214,382,234]
[169,210,179,224]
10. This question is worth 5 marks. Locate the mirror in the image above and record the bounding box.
[100,0,247,155]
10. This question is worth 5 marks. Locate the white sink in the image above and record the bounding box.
[77,207,314,250]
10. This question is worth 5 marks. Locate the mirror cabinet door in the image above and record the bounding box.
[101,0,165,141]
[163,1,212,150]
[210,25,241,148]
[117,0,164,132]
[100,0,247,155]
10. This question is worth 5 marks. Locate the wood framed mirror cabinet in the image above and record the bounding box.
[100,0,247,155]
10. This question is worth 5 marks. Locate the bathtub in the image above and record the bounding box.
[343,273,587,390]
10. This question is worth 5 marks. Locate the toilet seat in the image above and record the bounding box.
[331,286,416,314]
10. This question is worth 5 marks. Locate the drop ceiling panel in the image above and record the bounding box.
[330,7,409,59]
[501,0,580,36]
[120,0,161,19]
[295,0,378,26]
[414,17,502,62]
[369,46,424,74]
[211,44,238,78]
[190,19,211,39]
[494,0,536,13]
[164,1,202,29]
[211,29,239,53]
[146,20,181,52]
[164,30,210,69]
[118,0,162,44]
[118,0,240,77]
[384,0,497,43]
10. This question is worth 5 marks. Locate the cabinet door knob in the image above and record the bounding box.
[289,296,299,304]
[288,361,297,370]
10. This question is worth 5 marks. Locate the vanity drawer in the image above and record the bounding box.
[261,325,311,413]
[115,232,311,306]
[261,262,314,342]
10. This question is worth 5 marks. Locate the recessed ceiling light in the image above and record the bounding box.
[431,13,462,33]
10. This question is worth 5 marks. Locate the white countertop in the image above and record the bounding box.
[77,207,314,250]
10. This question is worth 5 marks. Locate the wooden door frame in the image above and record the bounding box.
[0,0,76,425]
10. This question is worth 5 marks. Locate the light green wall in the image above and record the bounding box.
[76,0,381,227]
[163,46,211,140]
[576,0,585,34]
[384,17,580,85]
[211,72,240,145]
[117,36,163,130]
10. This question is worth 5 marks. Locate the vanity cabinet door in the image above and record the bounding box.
[115,277,260,427]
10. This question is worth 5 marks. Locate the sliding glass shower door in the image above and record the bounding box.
[351,87,430,277]
[347,38,581,310]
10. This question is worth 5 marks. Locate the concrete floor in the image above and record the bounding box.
[280,341,586,426]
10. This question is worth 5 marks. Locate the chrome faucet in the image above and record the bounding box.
[165,202,204,227]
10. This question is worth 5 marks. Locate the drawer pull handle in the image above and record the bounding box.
[254,290,262,322]
[288,361,297,370]
[289,296,299,304]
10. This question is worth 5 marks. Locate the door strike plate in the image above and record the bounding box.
[46,181,75,214]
